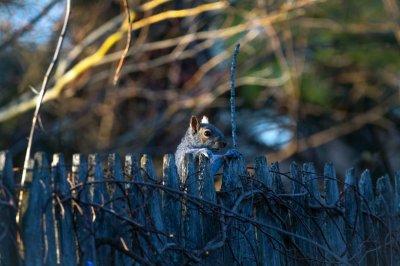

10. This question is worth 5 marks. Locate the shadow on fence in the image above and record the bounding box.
[0,150,400,265]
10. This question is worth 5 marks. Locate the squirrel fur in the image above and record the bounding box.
[175,115,239,179]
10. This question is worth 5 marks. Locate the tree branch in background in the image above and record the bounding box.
[113,0,132,85]
[0,1,229,123]
[17,0,71,224]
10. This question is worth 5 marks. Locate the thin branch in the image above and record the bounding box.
[16,0,71,224]
[113,0,132,85]
[230,43,240,148]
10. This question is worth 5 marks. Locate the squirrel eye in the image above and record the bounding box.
[204,130,212,137]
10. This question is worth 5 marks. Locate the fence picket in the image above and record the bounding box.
[183,153,202,252]
[289,162,309,265]
[0,151,19,266]
[35,152,58,266]
[162,154,182,263]
[2,150,399,265]
[303,162,326,264]
[20,159,45,266]
[88,154,112,266]
[72,154,97,265]
[108,154,132,265]
[141,154,166,263]
[254,156,281,266]
[358,169,379,266]
[375,175,399,265]
[323,163,347,264]
[52,154,77,265]
[344,168,364,265]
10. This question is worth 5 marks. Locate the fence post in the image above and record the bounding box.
[221,155,257,265]
[162,154,182,263]
[88,154,112,266]
[303,162,326,262]
[344,168,364,265]
[289,161,309,264]
[72,154,97,265]
[108,153,132,265]
[0,151,19,266]
[254,156,281,266]
[358,169,378,266]
[20,158,45,266]
[124,153,148,264]
[141,154,166,263]
[323,163,347,264]
[375,174,399,264]
[183,153,202,252]
[52,154,77,265]
[197,153,221,265]
[35,152,58,266]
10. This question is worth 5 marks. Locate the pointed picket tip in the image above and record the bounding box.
[254,156,272,189]
[324,162,339,205]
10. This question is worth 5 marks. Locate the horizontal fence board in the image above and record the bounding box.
[1,151,400,266]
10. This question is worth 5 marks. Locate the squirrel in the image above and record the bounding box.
[175,115,240,179]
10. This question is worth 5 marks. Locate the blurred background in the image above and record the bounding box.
[0,0,399,180]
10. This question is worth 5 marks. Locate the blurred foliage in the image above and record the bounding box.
[0,0,399,178]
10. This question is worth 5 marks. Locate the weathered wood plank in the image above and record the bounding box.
[323,163,347,264]
[88,154,112,266]
[303,162,326,264]
[0,151,19,266]
[375,174,399,265]
[358,169,378,266]
[162,154,182,263]
[108,153,132,265]
[34,152,57,266]
[52,154,77,266]
[289,161,309,265]
[72,154,97,266]
[141,154,166,263]
[197,153,221,265]
[183,153,202,251]
[221,155,257,265]
[124,153,148,264]
[344,168,364,265]
[254,156,281,266]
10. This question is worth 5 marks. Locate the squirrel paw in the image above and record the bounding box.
[196,148,213,159]
[224,149,241,159]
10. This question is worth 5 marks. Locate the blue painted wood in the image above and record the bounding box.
[35,152,57,266]
[183,153,202,251]
[344,168,364,265]
[0,151,19,266]
[359,169,378,266]
[162,154,182,263]
[303,162,325,263]
[323,163,347,264]
[141,154,166,263]
[88,154,112,266]
[72,154,97,266]
[52,154,77,266]
[108,154,131,265]
[254,156,281,266]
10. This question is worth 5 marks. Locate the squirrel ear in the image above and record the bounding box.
[201,116,209,124]
[190,116,200,134]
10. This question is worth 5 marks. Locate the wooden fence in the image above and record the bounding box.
[0,150,400,265]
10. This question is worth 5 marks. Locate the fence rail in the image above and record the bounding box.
[0,150,399,265]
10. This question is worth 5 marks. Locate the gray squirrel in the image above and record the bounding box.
[175,115,240,178]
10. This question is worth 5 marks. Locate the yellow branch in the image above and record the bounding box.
[0,1,228,122]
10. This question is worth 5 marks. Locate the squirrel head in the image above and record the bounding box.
[188,115,227,151]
